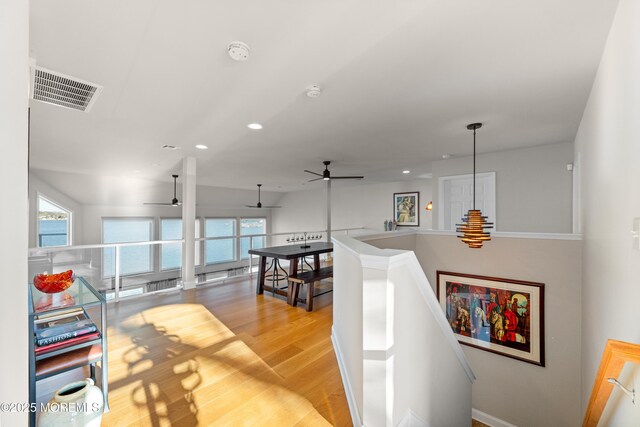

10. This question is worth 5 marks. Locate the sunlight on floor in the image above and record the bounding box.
[103,303,331,426]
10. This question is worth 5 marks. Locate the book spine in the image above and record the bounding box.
[35,332,100,354]
[34,308,84,324]
[36,326,97,346]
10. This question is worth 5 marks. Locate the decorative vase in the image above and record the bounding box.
[38,378,104,427]
[384,220,389,231]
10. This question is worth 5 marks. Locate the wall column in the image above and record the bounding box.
[181,157,196,289]
[0,0,29,424]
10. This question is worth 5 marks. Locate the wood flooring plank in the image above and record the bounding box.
[89,276,350,426]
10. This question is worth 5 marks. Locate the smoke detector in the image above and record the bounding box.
[306,85,322,98]
[228,41,250,61]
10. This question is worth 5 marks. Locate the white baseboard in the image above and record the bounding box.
[472,409,518,427]
[331,326,363,427]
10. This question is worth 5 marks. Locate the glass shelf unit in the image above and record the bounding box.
[27,277,109,426]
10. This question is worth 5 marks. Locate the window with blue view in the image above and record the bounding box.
[37,196,71,247]
[160,218,201,270]
[103,218,153,277]
[240,218,266,259]
[205,218,236,264]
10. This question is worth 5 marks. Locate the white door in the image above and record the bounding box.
[438,172,496,231]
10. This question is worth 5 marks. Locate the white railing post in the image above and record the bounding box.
[114,246,121,302]
[249,236,253,275]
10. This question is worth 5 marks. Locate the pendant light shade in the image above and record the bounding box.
[456,123,493,248]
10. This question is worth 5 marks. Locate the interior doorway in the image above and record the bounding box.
[438,172,496,231]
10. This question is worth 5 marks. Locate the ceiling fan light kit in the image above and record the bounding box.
[456,123,493,248]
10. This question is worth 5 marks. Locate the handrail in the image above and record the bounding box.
[28,227,366,254]
[583,339,640,427]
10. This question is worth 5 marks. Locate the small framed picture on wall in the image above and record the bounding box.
[393,192,419,226]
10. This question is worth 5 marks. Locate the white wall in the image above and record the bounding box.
[574,0,640,424]
[432,142,574,233]
[366,233,583,427]
[333,235,473,427]
[272,179,433,236]
[0,0,29,425]
[29,172,84,247]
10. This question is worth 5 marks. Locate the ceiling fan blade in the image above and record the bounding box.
[304,170,323,177]
[144,202,175,206]
[262,205,282,208]
[331,176,364,180]
[308,177,323,182]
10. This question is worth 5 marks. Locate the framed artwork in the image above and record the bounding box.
[436,271,545,366]
[393,192,419,226]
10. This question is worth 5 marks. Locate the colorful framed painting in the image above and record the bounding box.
[393,192,419,226]
[436,271,545,366]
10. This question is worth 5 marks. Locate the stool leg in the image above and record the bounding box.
[307,281,315,312]
[292,282,300,307]
[90,363,96,382]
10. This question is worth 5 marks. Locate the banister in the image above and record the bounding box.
[582,339,640,427]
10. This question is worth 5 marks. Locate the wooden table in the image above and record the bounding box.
[249,242,333,304]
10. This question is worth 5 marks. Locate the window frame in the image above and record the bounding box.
[204,217,238,265]
[36,193,72,248]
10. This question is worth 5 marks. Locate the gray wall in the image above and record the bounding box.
[368,233,582,427]
[432,142,574,233]
[272,179,433,237]
[574,0,640,424]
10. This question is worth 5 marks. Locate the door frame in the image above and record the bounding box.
[438,172,496,231]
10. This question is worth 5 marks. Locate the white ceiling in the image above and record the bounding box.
[29,0,619,199]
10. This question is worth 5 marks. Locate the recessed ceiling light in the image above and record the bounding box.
[403,170,410,174]
[248,123,263,130]
[195,144,208,150]
[442,154,451,159]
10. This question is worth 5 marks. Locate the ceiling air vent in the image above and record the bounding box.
[29,65,103,112]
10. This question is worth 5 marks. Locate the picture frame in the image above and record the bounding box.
[393,192,419,226]
[436,271,545,366]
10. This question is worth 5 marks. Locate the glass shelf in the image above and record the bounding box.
[29,276,105,316]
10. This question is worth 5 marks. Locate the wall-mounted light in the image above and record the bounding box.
[426,201,433,211]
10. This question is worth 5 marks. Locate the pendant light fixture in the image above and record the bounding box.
[456,123,493,248]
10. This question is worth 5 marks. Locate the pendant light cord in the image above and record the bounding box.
[473,127,476,210]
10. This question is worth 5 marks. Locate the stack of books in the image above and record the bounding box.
[34,308,100,355]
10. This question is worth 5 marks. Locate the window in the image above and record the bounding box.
[240,218,266,259]
[160,218,201,270]
[205,218,236,264]
[103,218,153,277]
[37,195,71,247]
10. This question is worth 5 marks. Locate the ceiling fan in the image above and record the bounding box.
[144,174,182,206]
[245,184,281,208]
[304,160,364,182]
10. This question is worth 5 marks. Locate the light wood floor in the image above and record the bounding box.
[98,276,350,426]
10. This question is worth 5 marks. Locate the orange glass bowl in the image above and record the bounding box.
[33,270,75,294]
